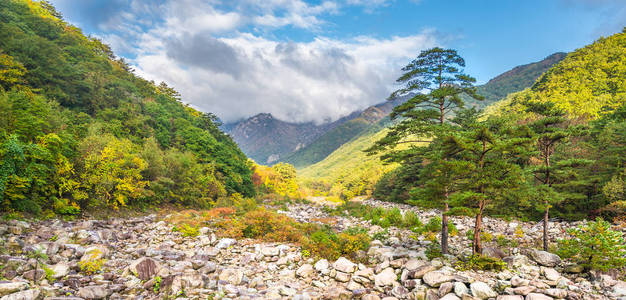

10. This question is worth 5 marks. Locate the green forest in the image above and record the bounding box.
[0,0,255,216]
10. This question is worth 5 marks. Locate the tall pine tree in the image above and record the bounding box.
[367,48,483,254]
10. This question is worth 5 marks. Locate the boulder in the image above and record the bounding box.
[525,293,553,300]
[314,259,329,272]
[0,289,40,300]
[333,257,357,273]
[423,271,454,287]
[440,294,461,300]
[296,264,314,278]
[541,267,560,281]
[51,263,70,279]
[544,288,567,298]
[374,268,397,287]
[215,238,236,249]
[128,257,161,281]
[411,264,437,279]
[219,268,244,285]
[529,250,561,267]
[77,285,109,299]
[0,282,28,297]
[454,282,469,297]
[614,280,626,297]
[469,282,497,299]
[261,247,279,257]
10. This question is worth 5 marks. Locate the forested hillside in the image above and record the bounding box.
[281,99,406,168]
[495,31,626,119]
[465,52,566,108]
[0,0,253,215]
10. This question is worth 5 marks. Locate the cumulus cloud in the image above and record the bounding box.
[53,0,438,124]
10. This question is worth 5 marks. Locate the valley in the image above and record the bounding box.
[0,1,625,300]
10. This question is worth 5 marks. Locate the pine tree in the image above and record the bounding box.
[367,48,483,254]
[443,116,531,255]
[524,101,572,251]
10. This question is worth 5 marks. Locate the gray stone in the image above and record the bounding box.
[261,247,279,257]
[333,257,357,273]
[51,263,70,279]
[529,250,561,267]
[215,238,236,249]
[314,259,329,272]
[614,281,626,296]
[0,282,28,297]
[77,285,109,299]
[128,257,161,281]
[219,268,244,285]
[440,294,461,300]
[296,264,314,278]
[374,268,397,287]
[525,293,553,300]
[0,289,39,300]
[470,281,497,299]
[544,288,566,298]
[411,264,437,279]
[439,282,454,296]
[496,296,523,300]
[542,267,560,281]
[335,271,351,282]
[423,271,454,287]
[454,282,469,297]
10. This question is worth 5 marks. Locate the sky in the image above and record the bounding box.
[49,0,625,124]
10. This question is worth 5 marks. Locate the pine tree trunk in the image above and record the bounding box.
[472,204,483,256]
[442,201,449,254]
[543,205,549,251]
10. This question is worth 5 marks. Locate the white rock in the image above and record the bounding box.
[470,281,497,299]
[542,267,560,281]
[525,293,553,300]
[314,259,329,272]
[374,268,397,287]
[0,283,28,297]
[219,268,244,285]
[422,271,454,287]
[333,257,357,273]
[296,264,314,278]
[439,293,461,300]
[261,247,279,257]
[0,289,39,300]
[454,282,469,297]
[216,238,237,249]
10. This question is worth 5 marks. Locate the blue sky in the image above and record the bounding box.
[49,0,625,123]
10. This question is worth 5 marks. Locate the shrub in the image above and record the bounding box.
[78,249,105,275]
[385,208,403,227]
[221,208,304,243]
[455,255,507,271]
[403,211,423,228]
[425,243,443,260]
[372,229,390,241]
[173,224,199,237]
[301,226,371,260]
[556,218,626,271]
[424,217,442,233]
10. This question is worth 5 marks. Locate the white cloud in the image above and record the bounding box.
[134,30,438,123]
[59,0,439,123]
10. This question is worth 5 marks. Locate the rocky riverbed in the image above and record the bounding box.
[0,199,625,300]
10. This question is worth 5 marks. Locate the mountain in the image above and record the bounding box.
[225,111,361,164]
[465,52,567,108]
[0,0,253,214]
[280,96,410,168]
[493,30,626,119]
[298,117,397,199]
[300,51,569,199]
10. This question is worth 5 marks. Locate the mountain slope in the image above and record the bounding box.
[0,0,253,213]
[465,52,567,108]
[490,30,626,119]
[281,96,410,168]
[299,118,398,199]
[226,111,360,164]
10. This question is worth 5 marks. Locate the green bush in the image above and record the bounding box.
[556,218,626,271]
[302,226,371,260]
[455,255,506,271]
